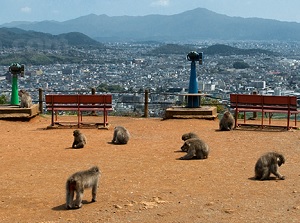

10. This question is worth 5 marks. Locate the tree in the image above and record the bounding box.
[0,94,7,104]
[233,61,250,69]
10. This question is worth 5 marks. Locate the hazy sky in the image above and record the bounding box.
[1,0,299,24]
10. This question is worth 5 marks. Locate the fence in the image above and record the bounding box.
[0,88,233,118]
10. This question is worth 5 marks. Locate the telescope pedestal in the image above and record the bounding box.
[164,106,217,120]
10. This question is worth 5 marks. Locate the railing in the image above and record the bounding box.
[0,88,229,118]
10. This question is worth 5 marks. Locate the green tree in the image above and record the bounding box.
[0,94,8,104]
[233,61,250,69]
[96,83,124,92]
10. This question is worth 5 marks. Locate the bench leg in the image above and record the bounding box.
[77,111,80,128]
[261,112,264,129]
[234,110,238,128]
[51,112,54,126]
[103,111,107,127]
[287,113,290,130]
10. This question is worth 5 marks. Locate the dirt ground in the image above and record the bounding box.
[0,114,299,223]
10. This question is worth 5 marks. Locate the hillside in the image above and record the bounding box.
[0,28,105,65]
[0,27,104,49]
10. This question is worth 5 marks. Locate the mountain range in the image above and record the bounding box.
[1,8,300,42]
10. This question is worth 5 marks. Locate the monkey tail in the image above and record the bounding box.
[66,177,77,191]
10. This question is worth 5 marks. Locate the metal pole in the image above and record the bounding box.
[188,60,199,107]
[10,74,19,105]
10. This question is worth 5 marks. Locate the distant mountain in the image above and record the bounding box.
[0,27,104,49]
[148,43,277,56]
[1,8,300,42]
[203,44,278,56]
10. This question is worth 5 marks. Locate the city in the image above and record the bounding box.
[0,40,300,117]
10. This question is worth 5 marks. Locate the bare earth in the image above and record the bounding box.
[0,115,299,223]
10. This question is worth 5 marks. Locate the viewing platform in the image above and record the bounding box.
[0,104,40,119]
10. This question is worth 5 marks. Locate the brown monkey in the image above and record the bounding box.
[112,126,130,144]
[18,89,33,108]
[181,132,199,142]
[254,152,285,180]
[179,138,209,160]
[219,111,235,131]
[66,166,101,209]
[72,130,87,149]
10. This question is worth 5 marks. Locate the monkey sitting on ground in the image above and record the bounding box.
[66,166,101,209]
[112,126,130,144]
[254,152,285,180]
[219,111,235,131]
[18,89,33,108]
[72,130,87,149]
[181,132,199,142]
[179,138,209,160]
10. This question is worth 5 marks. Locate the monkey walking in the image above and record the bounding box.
[254,152,285,180]
[112,126,130,144]
[181,132,199,142]
[179,138,209,160]
[18,89,33,108]
[219,111,235,131]
[72,130,87,149]
[66,166,101,209]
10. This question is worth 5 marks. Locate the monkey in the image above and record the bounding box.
[112,126,130,144]
[254,152,285,180]
[72,130,87,149]
[66,166,101,209]
[181,132,200,152]
[179,138,209,160]
[18,89,33,108]
[219,111,235,131]
[181,132,199,142]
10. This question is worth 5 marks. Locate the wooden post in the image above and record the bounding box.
[252,90,257,119]
[38,88,43,113]
[91,87,96,116]
[144,89,149,118]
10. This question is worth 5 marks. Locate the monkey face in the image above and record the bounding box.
[181,141,190,152]
[276,154,285,166]
[73,130,80,137]
[277,157,285,166]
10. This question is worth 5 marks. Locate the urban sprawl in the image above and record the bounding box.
[1,41,300,117]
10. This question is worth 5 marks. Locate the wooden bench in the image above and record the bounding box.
[45,94,113,128]
[230,94,299,129]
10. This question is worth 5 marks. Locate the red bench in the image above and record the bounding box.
[45,94,113,128]
[230,94,299,129]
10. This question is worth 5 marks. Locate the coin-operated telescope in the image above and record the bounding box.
[8,63,25,105]
[186,51,203,107]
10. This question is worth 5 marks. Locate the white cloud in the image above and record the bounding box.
[20,6,32,13]
[151,0,170,7]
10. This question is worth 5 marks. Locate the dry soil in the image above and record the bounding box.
[0,115,299,223]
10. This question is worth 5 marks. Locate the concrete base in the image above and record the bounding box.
[164,106,218,120]
[0,104,40,119]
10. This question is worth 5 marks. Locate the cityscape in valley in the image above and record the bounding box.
[0,8,300,117]
[1,40,300,117]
